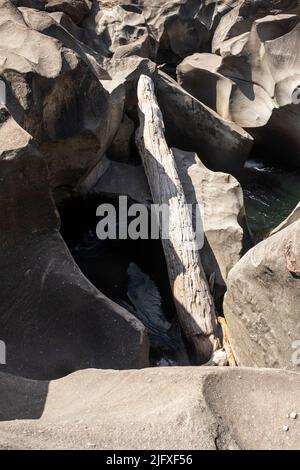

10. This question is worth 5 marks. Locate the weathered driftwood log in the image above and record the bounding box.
[136,74,221,363]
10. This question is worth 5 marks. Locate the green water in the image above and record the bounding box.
[235,159,300,239]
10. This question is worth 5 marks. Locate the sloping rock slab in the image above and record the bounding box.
[0,367,300,449]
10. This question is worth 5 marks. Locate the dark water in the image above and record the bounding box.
[235,158,300,239]
[59,196,176,318]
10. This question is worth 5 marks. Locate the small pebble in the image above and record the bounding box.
[283,425,289,432]
[290,412,297,419]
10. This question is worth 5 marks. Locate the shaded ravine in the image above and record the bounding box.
[59,195,189,366]
[58,157,300,366]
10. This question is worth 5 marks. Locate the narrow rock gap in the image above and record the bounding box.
[58,193,191,367]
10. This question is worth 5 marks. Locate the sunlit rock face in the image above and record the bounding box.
[177,9,300,166]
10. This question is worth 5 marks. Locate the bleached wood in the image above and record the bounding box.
[136,74,221,362]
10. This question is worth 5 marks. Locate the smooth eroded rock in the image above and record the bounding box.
[224,219,300,370]
[0,367,300,449]
[0,115,149,379]
[0,0,124,195]
[156,71,253,172]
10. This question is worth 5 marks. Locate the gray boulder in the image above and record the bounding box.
[172,148,252,298]
[86,159,152,204]
[156,71,253,172]
[177,52,274,129]
[178,13,300,166]
[11,0,92,24]
[106,56,157,108]
[212,0,300,53]
[224,219,300,370]
[18,5,109,77]
[0,0,124,197]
